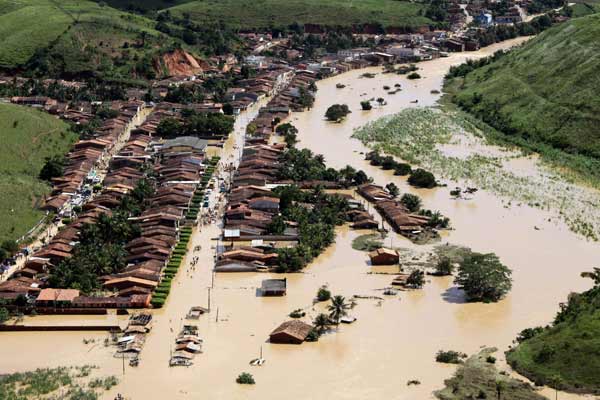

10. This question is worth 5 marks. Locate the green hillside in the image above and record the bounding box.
[506,277,600,394]
[0,0,173,77]
[446,14,600,175]
[166,0,432,30]
[0,103,77,243]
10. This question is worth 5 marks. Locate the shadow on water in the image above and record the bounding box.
[441,286,467,304]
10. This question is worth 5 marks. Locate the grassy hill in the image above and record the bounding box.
[0,0,174,78]
[0,103,77,243]
[166,0,432,30]
[92,0,193,12]
[506,281,600,394]
[445,14,600,180]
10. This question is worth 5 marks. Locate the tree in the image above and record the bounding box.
[400,193,422,212]
[328,295,351,324]
[454,252,512,302]
[408,168,437,188]
[360,100,372,110]
[386,182,399,198]
[39,156,66,181]
[325,104,351,122]
[495,380,506,400]
[266,215,286,235]
[394,163,412,176]
[313,313,330,334]
[376,97,386,106]
[222,103,234,115]
[276,123,298,147]
[156,117,182,137]
[1,240,18,257]
[406,270,425,288]
[0,307,9,324]
[236,372,255,384]
[548,375,563,400]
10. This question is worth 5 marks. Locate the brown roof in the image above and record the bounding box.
[270,320,313,343]
[36,288,80,302]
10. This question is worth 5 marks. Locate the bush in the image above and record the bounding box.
[406,270,425,289]
[434,257,454,276]
[407,72,421,79]
[360,100,372,111]
[486,355,496,364]
[317,286,331,302]
[394,163,412,176]
[305,329,319,342]
[436,350,467,364]
[400,193,422,212]
[289,309,306,318]
[236,372,255,384]
[151,298,165,308]
[408,168,437,188]
[155,287,170,295]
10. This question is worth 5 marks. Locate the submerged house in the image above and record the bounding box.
[269,320,313,344]
[368,248,400,265]
[261,278,287,296]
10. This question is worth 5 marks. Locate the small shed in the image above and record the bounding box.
[368,248,400,265]
[269,320,313,344]
[261,278,286,296]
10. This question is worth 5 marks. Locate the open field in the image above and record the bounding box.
[167,0,432,29]
[445,14,600,169]
[0,103,76,243]
[0,0,168,73]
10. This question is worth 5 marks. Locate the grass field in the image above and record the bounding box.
[167,0,432,29]
[0,0,168,72]
[0,103,77,243]
[506,285,600,394]
[446,14,600,162]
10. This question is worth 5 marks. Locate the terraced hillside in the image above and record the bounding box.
[0,103,77,243]
[166,0,432,30]
[446,14,600,165]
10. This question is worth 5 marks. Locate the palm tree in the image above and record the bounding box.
[313,313,330,334]
[580,267,600,286]
[328,295,351,325]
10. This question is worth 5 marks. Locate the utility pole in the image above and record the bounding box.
[207,287,211,312]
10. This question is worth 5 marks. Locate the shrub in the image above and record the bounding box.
[325,104,351,121]
[317,286,331,302]
[151,298,165,308]
[406,270,425,288]
[289,309,306,318]
[394,163,412,176]
[486,355,496,364]
[236,372,255,384]
[360,100,372,111]
[408,168,437,188]
[407,72,421,79]
[434,257,454,276]
[305,329,319,342]
[436,350,467,364]
[155,287,170,295]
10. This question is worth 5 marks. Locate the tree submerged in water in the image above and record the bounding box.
[454,252,512,302]
[325,104,351,122]
[236,372,255,384]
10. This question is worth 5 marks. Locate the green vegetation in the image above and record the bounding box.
[313,313,331,334]
[156,111,235,138]
[236,372,255,385]
[400,193,422,212]
[327,295,352,324]
[316,285,331,302]
[408,168,437,188]
[353,107,600,240]
[0,366,117,400]
[436,350,467,364]
[0,307,9,324]
[455,252,512,303]
[360,100,373,111]
[445,14,600,180]
[167,0,432,30]
[325,104,351,122]
[405,270,425,289]
[289,308,306,318]
[506,270,600,394]
[435,348,546,400]
[0,103,76,243]
[351,234,383,252]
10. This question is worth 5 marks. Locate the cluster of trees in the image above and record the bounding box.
[446,50,507,79]
[312,294,355,338]
[0,78,127,103]
[325,104,351,122]
[48,180,154,292]
[288,30,374,59]
[155,11,242,56]
[366,151,412,176]
[473,14,554,47]
[272,186,349,272]
[275,123,298,147]
[0,240,19,262]
[277,147,369,186]
[156,110,234,138]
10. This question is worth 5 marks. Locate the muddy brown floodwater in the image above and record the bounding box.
[1,37,598,400]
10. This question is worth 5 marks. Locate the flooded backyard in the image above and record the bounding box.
[1,37,598,400]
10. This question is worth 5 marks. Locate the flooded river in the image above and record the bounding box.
[1,37,598,400]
